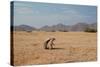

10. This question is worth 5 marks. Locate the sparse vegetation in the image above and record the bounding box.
[51,30,56,32]
[58,29,68,32]
[26,30,32,33]
[62,30,68,32]
[84,28,97,33]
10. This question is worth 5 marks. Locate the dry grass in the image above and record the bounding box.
[13,31,97,66]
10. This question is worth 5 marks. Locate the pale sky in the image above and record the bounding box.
[13,1,97,28]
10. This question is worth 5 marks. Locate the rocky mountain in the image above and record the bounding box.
[39,25,51,31]
[89,23,97,30]
[70,23,89,31]
[40,23,97,32]
[14,25,36,31]
[13,22,97,32]
[40,23,70,32]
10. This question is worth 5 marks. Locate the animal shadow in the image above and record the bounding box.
[51,47,64,50]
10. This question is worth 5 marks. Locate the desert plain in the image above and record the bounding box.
[12,31,97,66]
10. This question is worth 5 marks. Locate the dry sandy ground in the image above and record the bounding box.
[13,31,97,66]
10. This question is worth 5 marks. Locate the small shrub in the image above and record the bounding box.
[51,30,56,32]
[26,30,32,33]
[58,29,68,32]
[84,28,97,33]
[63,30,68,32]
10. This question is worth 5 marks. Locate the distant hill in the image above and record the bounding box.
[89,23,97,30]
[70,23,89,31]
[40,23,69,32]
[14,25,36,31]
[40,23,97,32]
[39,25,51,31]
[13,22,97,32]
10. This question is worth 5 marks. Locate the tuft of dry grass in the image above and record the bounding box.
[13,31,97,66]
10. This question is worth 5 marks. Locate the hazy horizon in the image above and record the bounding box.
[13,1,97,28]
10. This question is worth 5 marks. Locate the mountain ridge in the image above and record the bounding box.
[13,22,97,32]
